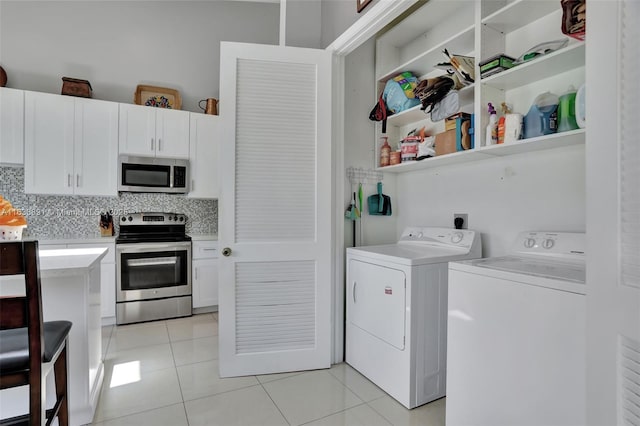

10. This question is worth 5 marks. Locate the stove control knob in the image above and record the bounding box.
[179,216,184,222]
[174,215,178,221]
[451,232,464,243]
[128,216,133,222]
[168,216,172,221]
[121,216,126,222]
[542,238,555,249]
[524,238,536,248]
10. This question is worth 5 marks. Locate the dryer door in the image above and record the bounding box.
[347,259,406,350]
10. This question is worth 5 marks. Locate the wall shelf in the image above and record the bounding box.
[377,129,585,174]
[481,43,585,91]
[482,0,561,34]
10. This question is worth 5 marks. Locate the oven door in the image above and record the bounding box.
[116,241,192,302]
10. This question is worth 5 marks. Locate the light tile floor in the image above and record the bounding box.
[92,314,445,426]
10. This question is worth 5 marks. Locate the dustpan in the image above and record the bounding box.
[368,182,392,216]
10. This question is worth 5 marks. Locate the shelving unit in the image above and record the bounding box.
[377,129,585,174]
[373,0,586,175]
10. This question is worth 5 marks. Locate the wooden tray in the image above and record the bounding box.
[134,84,181,110]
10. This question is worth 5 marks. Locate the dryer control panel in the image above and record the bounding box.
[399,227,477,249]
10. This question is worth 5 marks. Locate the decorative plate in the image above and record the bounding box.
[134,85,181,110]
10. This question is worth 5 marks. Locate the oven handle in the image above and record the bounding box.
[126,257,179,267]
[116,241,192,254]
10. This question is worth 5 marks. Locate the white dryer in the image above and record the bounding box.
[446,232,586,426]
[346,227,481,409]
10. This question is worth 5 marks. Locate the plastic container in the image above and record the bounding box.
[523,92,559,139]
[557,85,579,132]
[0,225,26,240]
[380,136,391,167]
[575,84,586,129]
[486,103,498,146]
[401,136,420,162]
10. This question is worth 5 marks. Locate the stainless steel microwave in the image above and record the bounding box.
[118,155,189,193]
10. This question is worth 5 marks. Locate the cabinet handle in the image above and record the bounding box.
[202,248,217,252]
[191,179,195,191]
[151,138,155,151]
[353,281,357,303]
[67,174,72,187]
[195,268,198,280]
[76,174,80,187]
[158,139,162,151]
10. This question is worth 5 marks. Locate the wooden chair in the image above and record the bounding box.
[0,241,72,426]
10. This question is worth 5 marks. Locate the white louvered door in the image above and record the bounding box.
[587,1,640,425]
[218,42,333,377]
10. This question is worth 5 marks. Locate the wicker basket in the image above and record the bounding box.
[0,225,26,241]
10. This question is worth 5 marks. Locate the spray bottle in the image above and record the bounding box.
[486,103,498,146]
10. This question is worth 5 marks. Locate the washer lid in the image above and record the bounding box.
[455,255,586,285]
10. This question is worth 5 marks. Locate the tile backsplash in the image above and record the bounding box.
[1,167,217,239]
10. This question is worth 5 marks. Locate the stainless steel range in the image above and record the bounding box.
[116,212,192,325]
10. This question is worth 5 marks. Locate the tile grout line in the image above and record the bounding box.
[258,381,292,426]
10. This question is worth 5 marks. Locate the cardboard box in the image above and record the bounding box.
[436,115,475,156]
[445,112,471,131]
[435,129,457,156]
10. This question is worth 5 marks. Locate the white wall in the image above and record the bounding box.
[343,36,397,247]
[395,145,585,257]
[321,0,378,49]
[286,0,322,48]
[0,1,279,112]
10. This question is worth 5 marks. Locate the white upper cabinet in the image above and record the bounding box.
[0,87,24,165]
[188,113,219,199]
[375,0,586,174]
[119,103,189,159]
[24,91,118,196]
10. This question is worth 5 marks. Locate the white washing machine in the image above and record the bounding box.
[346,227,481,409]
[446,231,586,426]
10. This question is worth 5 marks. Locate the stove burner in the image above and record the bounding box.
[117,212,189,244]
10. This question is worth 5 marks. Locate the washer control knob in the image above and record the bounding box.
[451,232,464,243]
[542,238,555,249]
[524,238,536,248]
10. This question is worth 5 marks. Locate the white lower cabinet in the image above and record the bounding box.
[40,241,116,322]
[192,240,218,309]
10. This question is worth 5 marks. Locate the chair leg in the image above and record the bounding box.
[52,343,69,426]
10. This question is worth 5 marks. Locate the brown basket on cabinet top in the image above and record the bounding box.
[61,77,92,98]
[134,84,181,110]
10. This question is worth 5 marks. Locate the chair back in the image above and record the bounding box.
[0,240,45,383]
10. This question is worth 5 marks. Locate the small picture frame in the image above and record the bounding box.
[134,85,182,110]
[357,0,372,13]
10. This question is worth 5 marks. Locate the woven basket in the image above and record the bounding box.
[0,225,26,241]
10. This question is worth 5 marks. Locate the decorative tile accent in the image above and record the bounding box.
[1,167,217,239]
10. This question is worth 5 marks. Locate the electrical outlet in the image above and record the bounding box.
[454,213,468,229]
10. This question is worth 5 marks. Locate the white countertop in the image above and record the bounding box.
[190,234,218,241]
[38,247,107,277]
[37,236,116,245]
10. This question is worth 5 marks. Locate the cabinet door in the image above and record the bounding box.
[24,91,75,195]
[118,103,156,156]
[100,264,116,319]
[188,113,219,199]
[74,98,118,196]
[70,242,116,319]
[0,87,24,165]
[155,108,190,159]
[192,258,219,308]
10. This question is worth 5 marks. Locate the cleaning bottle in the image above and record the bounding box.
[497,102,511,144]
[380,136,391,167]
[524,91,559,138]
[486,103,498,146]
[557,85,579,132]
